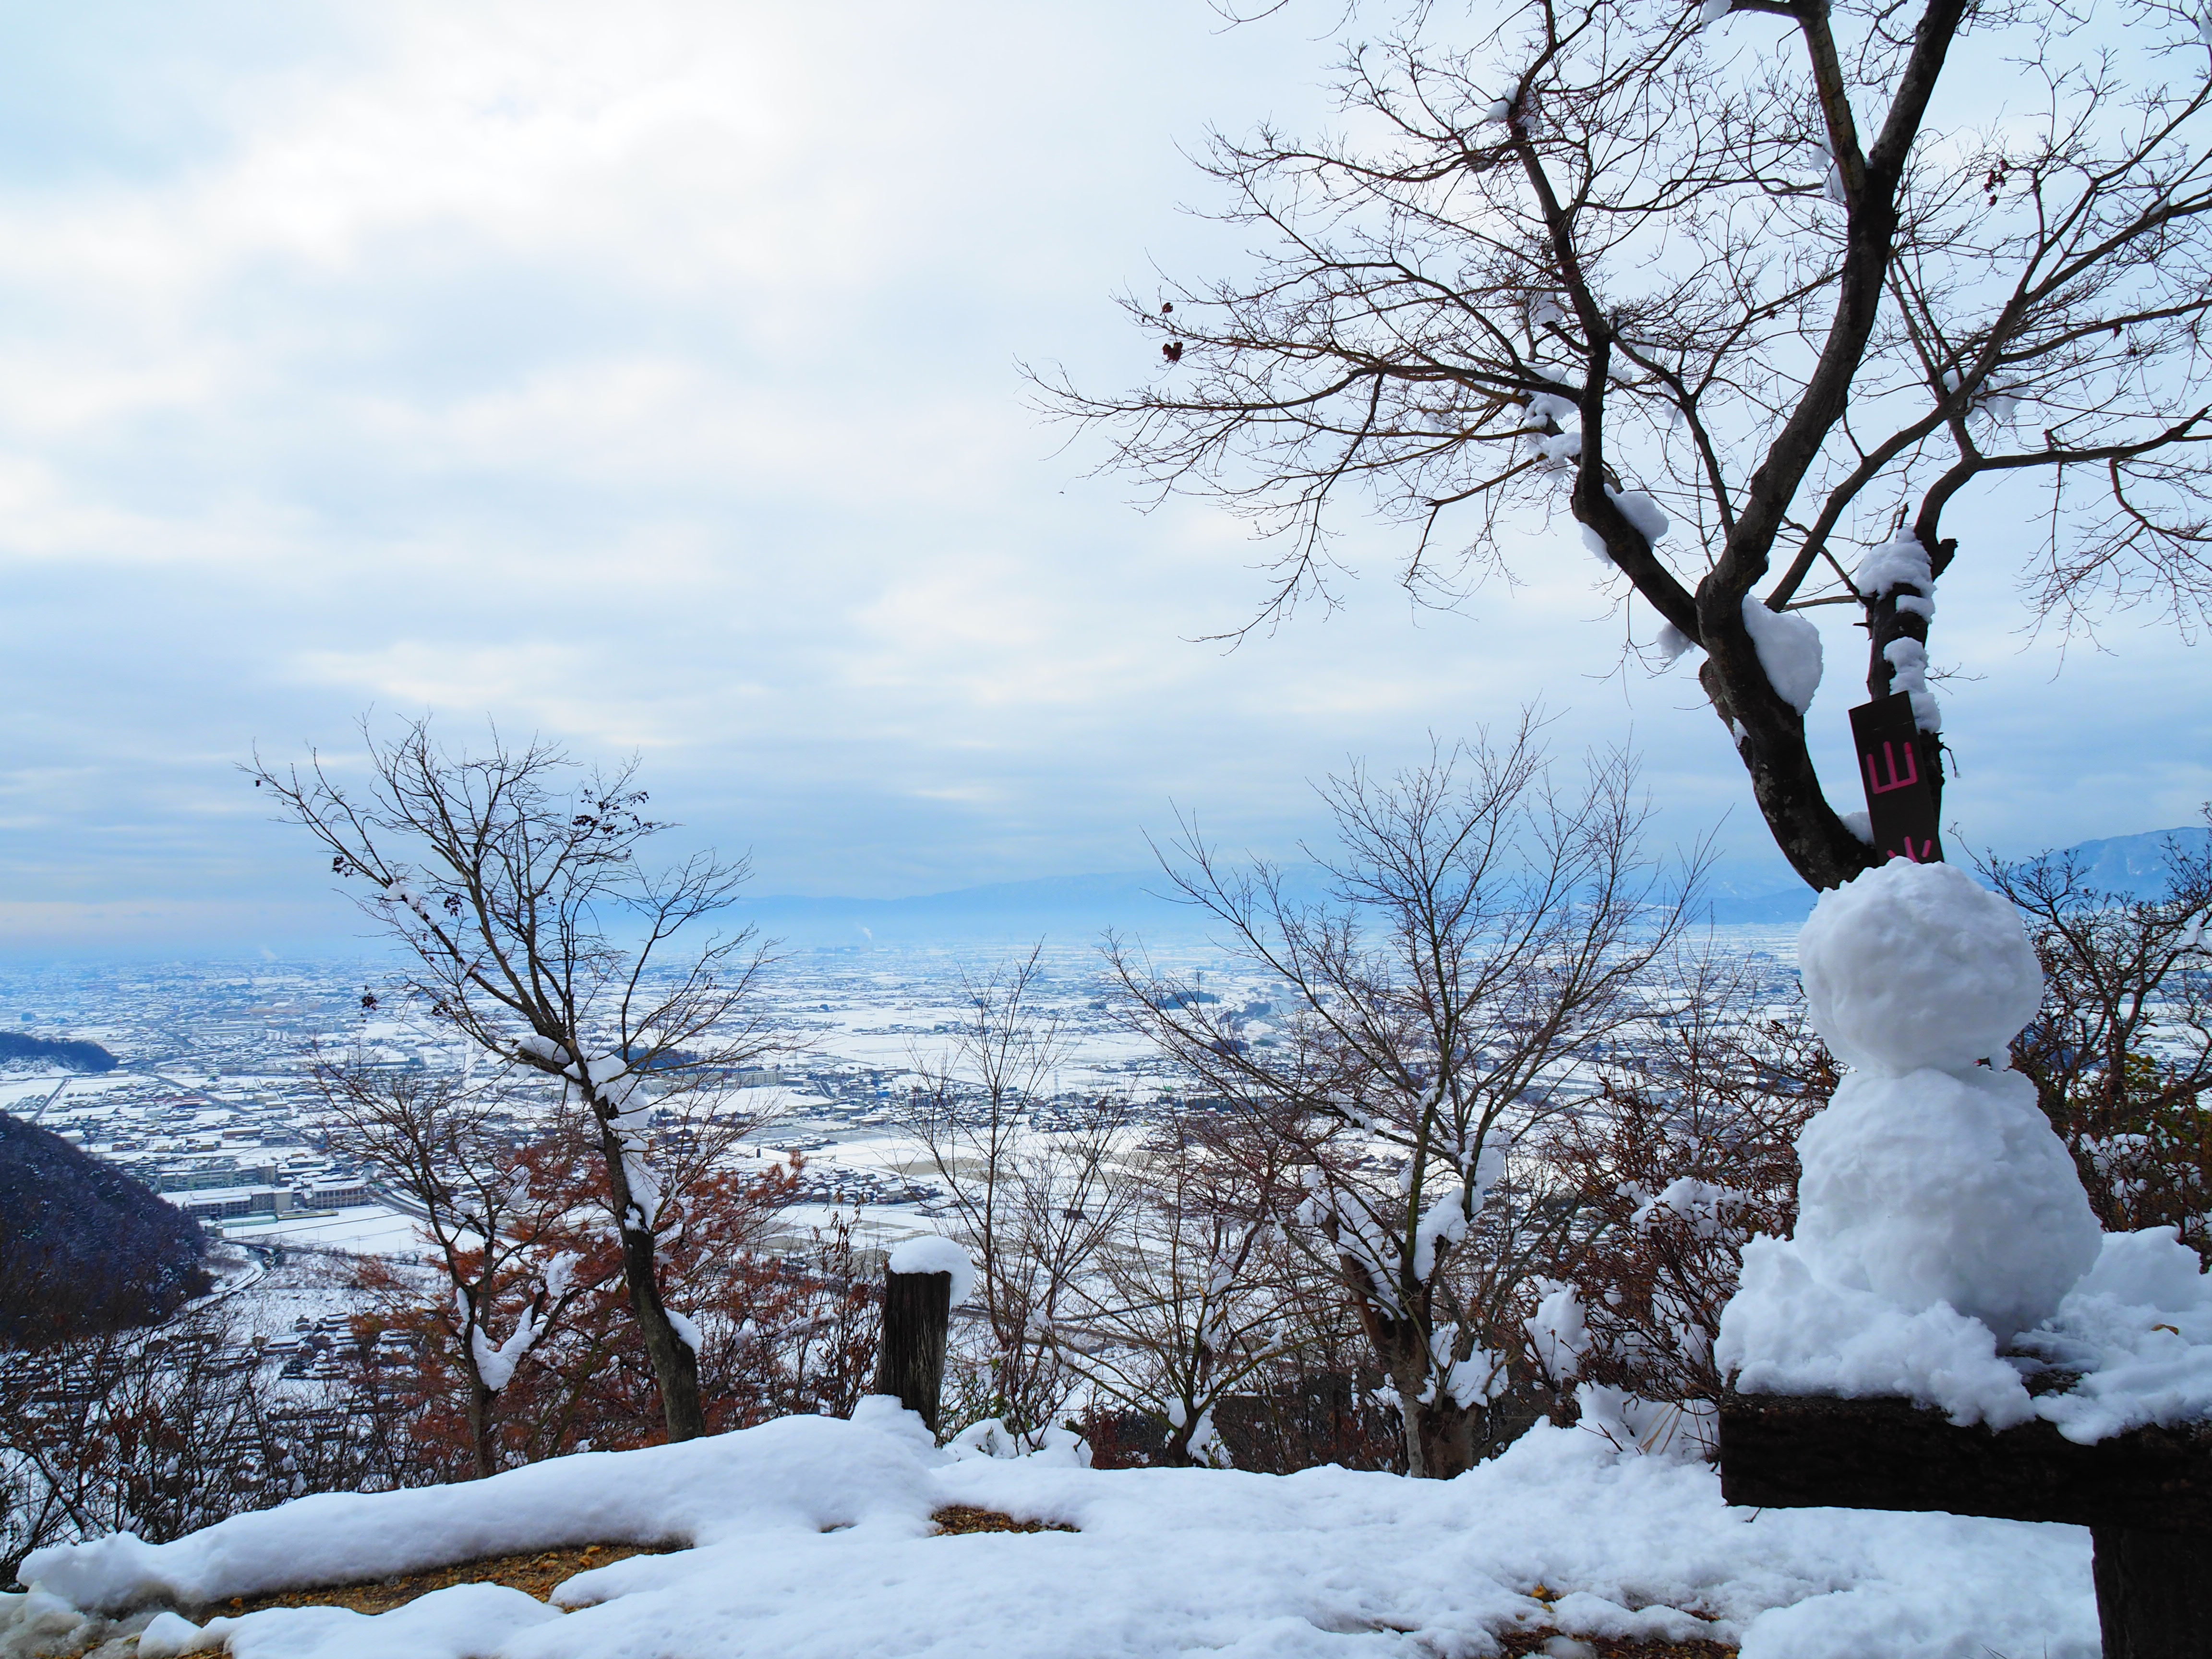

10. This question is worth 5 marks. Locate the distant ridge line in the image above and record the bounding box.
[732,829,2212,944]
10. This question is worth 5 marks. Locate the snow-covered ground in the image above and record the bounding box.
[218,1202,426,1254]
[5,1402,2096,1659]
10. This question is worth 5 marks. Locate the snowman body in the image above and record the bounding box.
[1786,861,2101,1344]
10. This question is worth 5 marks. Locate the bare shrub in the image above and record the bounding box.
[1116,725,1697,1476]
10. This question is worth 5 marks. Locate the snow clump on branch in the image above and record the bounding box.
[1737,598,1823,713]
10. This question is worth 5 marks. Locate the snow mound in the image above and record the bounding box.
[5,1412,2100,1659]
[1797,861,2041,1076]
[1790,1065,2100,1342]
[887,1234,975,1305]
[1719,1226,2212,1442]
[1789,864,2094,1343]
[17,1412,937,1615]
[2020,1226,2212,1442]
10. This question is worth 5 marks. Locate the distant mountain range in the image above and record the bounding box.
[1695,825,2212,926]
[732,871,1229,949]
[2060,826,2212,894]
[733,827,2212,947]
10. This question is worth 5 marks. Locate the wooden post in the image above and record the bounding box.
[2094,1528,2212,1659]
[872,1268,951,1435]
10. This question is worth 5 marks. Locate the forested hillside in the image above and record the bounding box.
[0,1112,208,1344]
[0,1031,117,1073]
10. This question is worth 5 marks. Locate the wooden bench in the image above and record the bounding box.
[1719,1395,2212,1659]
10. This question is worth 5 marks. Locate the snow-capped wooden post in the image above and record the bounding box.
[871,1238,970,1437]
[1713,862,2212,1659]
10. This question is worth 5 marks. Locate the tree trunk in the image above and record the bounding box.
[1403,1385,1478,1479]
[1361,1312,1478,1479]
[467,1378,497,1479]
[873,1269,950,1435]
[1699,650,1878,891]
[597,1116,706,1442]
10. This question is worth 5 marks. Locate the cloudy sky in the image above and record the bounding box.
[0,0,2204,957]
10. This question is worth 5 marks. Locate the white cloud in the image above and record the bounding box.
[0,0,2200,952]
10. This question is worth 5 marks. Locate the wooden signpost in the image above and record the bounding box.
[1849,690,1943,865]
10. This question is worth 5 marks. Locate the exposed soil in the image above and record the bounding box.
[163,1527,1725,1659]
[1497,1639,1736,1659]
[193,1541,672,1620]
[1495,1622,1736,1657]
[177,1515,1071,1627]
[929,1504,1078,1535]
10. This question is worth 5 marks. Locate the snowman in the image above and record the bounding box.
[1766,859,2101,1346]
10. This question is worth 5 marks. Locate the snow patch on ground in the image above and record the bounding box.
[7,1404,2098,1659]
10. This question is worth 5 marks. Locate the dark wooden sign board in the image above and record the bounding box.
[1849,690,1943,865]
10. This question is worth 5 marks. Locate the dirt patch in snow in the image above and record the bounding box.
[1498,1630,1737,1658]
[929,1504,1077,1536]
[192,1541,673,1619]
[177,1515,1073,1624]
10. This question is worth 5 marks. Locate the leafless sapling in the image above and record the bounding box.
[1114,725,1699,1475]
[250,719,781,1442]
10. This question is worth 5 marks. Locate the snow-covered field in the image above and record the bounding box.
[5,1401,2096,1659]
[218,1202,427,1254]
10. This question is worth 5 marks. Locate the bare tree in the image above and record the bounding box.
[899,948,1132,1446]
[1043,0,2212,887]
[1114,726,1698,1475]
[1,1303,399,1585]
[1041,1108,1306,1466]
[313,1061,603,1477]
[1540,955,1833,1441]
[1991,824,2212,1259]
[250,720,781,1442]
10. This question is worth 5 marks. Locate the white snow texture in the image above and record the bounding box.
[1789,1064,2099,1343]
[1738,598,1822,713]
[8,1401,2102,1659]
[1851,535,1931,602]
[1577,487,1668,567]
[887,1235,975,1305]
[1796,860,2042,1076]
[1746,863,2096,1341]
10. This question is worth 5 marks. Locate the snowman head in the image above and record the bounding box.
[1797,859,2044,1078]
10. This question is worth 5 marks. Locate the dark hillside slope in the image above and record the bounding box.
[0,1030,117,1072]
[0,1113,209,1345]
